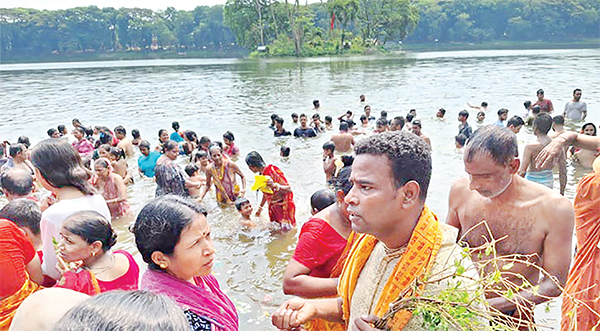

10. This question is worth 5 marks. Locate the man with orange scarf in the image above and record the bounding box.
[0,219,43,329]
[272,132,482,330]
[245,151,296,228]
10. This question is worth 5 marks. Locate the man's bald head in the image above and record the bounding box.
[0,168,34,199]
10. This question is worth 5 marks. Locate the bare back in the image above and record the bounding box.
[330,132,354,153]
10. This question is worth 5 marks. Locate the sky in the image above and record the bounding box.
[0,0,322,11]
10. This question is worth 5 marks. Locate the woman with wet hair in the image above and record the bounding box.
[154,140,201,197]
[137,140,161,178]
[56,211,138,295]
[92,158,130,218]
[222,131,239,158]
[53,290,188,331]
[132,195,238,331]
[31,139,110,282]
[183,130,199,156]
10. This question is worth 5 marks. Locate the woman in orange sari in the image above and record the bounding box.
[561,159,600,330]
[245,151,296,228]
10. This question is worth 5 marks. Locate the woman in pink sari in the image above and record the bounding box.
[133,195,238,331]
[92,158,130,219]
[56,210,139,296]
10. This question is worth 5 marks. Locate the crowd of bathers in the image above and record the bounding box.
[0,86,594,330]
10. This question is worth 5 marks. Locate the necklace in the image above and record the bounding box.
[87,254,116,275]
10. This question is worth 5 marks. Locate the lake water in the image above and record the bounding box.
[1,48,599,330]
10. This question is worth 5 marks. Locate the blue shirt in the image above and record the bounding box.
[494,120,505,127]
[170,131,184,143]
[138,151,161,177]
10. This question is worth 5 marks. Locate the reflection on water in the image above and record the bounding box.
[1,48,599,329]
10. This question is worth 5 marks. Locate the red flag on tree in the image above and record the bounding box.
[330,13,335,31]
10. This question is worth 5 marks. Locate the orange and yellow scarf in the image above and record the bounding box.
[0,276,40,330]
[338,205,442,330]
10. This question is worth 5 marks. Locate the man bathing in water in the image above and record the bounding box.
[199,145,246,204]
[518,113,566,195]
[447,125,573,328]
[330,122,355,153]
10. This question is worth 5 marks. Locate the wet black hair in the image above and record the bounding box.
[171,121,180,131]
[234,197,250,211]
[63,211,117,252]
[0,198,41,235]
[380,110,388,118]
[533,113,552,135]
[323,141,335,152]
[17,136,30,148]
[524,100,532,109]
[481,102,488,107]
[455,134,467,147]
[406,114,414,123]
[139,140,151,150]
[114,125,126,135]
[275,117,284,125]
[458,110,469,118]
[412,119,422,128]
[360,114,367,122]
[132,195,207,271]
[335,167,353,195]
[280,146,290,157]
[391,116,405,130]
[507,115,525,128]
[31,139,94,195]
[184,163,199,177]
[9,143,25,158]
[552,115,564,126]
[324,116,332,123]
[340,122,349,131]
[58,125,67,134]
[313,99,319,107]
[194,150,208,162]
[47,128,58,137]
[270,114,278,121]
[438,108,446,116]
[162,140,179,154]
[355,131,432,200]
[184,130,198,143]
[158,129,168,138]
[291,113,298,118]
[223,131,235,142]
[581,122,597,136]
[310,189,336,213]
[341,155,354,167]
[53,291,190,331]
[109,146,125,160]
[376,118,388,128]
[465,125,518,167]
[245,151,266,168]
[497,108,509,115]
[199,136,211,145]
[131,129,141,139]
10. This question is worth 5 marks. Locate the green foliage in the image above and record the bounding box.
[1,0,598,60]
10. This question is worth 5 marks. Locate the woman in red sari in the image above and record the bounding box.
[245,151,296,229]
[56,211,139,296]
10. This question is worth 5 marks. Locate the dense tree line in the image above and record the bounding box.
[0,0,597,58]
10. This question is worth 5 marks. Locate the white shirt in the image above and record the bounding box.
[40,194,110,280]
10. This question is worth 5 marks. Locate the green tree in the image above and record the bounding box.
[356,0,419,45]
[327,0,359,46]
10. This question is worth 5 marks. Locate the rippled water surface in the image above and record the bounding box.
[1,48,599,329]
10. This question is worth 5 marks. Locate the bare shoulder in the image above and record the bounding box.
[448,177,472,207]
[520,178,573,222]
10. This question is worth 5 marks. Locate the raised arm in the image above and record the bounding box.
[231,162,246,194]
[536,131,600,168]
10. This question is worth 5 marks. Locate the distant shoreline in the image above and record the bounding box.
[1,39,598,65]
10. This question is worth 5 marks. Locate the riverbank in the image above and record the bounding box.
[398,39,600,52]
[1,39,598,64]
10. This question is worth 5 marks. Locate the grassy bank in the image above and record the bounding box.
[1,39,597,64]
[397,39,600,52]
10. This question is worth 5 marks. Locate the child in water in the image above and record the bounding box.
[184,164,206,199]
[235,197,255,228]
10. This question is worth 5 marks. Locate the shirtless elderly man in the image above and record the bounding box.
[330,122,355,153]
[447,125,573,327]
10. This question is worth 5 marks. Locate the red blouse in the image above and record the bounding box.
[292,218,347,278]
